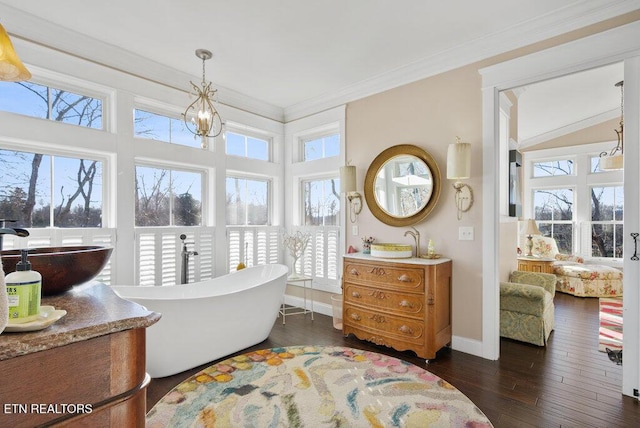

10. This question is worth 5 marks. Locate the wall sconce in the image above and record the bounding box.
[0,23,31,81]
[340,165,362,223]
[447,136,473,220]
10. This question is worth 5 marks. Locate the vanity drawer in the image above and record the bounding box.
[344,283,424,318]
[343,261,424,291]
[343,304,424,344]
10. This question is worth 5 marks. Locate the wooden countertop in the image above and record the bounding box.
[0,282,160,361]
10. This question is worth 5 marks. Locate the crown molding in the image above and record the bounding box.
[0,3,284,123]
[1,2,637,124]
[284,0,640,121]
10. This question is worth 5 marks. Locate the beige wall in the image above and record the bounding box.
[346,65,484,339]
[343,11,640,343]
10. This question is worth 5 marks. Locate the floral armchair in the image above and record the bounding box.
[500,270,556,346]
[529,235,623,297]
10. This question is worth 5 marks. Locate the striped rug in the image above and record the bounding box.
[599,297,623,352]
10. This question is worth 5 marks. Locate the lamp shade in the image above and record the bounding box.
[600,154,623,171]
[521,219,541,236]
[447,141,471,180]
[340,165,356,193]
[0,24,31,82]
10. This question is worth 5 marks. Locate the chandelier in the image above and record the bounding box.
[0,23,31,81]
[182,49,223,149]
[599,80,624,171]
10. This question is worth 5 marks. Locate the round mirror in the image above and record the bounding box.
[364,144,441,226]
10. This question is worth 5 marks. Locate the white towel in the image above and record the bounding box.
[0,259,8,333]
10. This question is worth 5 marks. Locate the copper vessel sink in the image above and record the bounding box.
[1,246,113,295]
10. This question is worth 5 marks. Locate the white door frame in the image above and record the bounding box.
[480,20,640,398]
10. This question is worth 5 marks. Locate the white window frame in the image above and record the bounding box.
[224,125,273,162]
[301,131,340,162]
[133,159,207,227]
[6,65,114,133]
[0,140,114,228]
[285,106,345,294]
[224,173,273,226]
[523,141,623,263]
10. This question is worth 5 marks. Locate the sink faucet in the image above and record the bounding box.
[0,219,30,251]
[404,227,420,258]
[179,234,198,284]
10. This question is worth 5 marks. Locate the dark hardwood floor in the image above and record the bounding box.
[147,293,639,427]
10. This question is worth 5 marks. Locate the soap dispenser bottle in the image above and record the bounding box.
[0,260,8,333]
[5,249,42,323]
[427,239,436,257]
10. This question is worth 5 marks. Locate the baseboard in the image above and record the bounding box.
[283,295,333,317]
[451,335,484,358]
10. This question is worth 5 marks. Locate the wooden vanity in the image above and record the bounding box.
[342,254,452,360]
[0,282,160,427]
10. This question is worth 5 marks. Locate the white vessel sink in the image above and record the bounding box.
[370,243,412,258]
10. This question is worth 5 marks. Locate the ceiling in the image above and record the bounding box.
[517,62,624,146]
[0,1,637,124]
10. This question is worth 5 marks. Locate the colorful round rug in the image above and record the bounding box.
[147,346,492,427]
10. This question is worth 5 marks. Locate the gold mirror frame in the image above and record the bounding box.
[364,144,441,227]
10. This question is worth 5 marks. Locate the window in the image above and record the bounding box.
[0,149,103,228]
[225,176,269,225]
[135,166,202,226]
[0,81,102,129]
[134,109,198,148]
[591,186,623,258]
[533,188,573,253]
[532,159,574,177]
[226,131,269,161]
[303,134,339,161]
[302,177,340,226]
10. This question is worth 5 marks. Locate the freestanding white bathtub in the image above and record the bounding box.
[112,264,288,378]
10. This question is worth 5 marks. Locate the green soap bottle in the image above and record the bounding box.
[6,249,42,324]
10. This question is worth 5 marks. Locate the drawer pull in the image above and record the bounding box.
[369,290,387,299]
[368,267,386,276]
[397,274,412,283]
[349,268,360,276]
[350,313,362,321]
[369,314,386,323]
[398,325,414,335]
[399,300,413,308]
[351,291,361,298]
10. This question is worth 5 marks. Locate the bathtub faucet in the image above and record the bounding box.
[180,234,198,284]
[0,219,30,251]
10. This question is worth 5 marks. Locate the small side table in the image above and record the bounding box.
[517,256,555,274]
[279,276,314,324]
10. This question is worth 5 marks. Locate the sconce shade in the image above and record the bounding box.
[521,219,541,236]
[600,154,623,170]
[340,165,357,193]
[446,140,471,180]
[0,23,31,82]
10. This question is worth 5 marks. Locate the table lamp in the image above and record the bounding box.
[522,219,541,257]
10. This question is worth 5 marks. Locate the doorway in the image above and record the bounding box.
[499,62,625,387]
[480,21,640,398]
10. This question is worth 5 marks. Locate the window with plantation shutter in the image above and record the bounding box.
[299,226,340,283]
[227,226,281,272]
[135,227,215,285]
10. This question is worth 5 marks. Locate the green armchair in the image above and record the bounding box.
[500,270,556,346]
